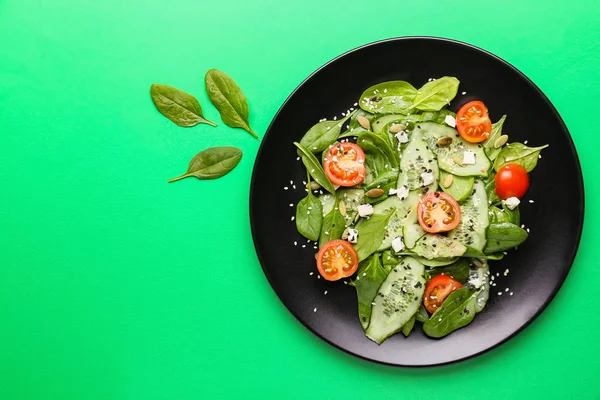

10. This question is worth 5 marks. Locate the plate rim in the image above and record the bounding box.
[249,36,585,368]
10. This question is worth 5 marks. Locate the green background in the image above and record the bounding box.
[1,0,599,398]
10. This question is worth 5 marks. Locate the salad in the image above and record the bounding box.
[293,77,548,344]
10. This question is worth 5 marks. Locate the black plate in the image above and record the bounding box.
[250,37,584,367]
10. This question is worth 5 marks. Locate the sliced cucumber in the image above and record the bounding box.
[319,193,336,216]
[402,203,425,248]
[467,260,490,313]
[396,129,439,192]
[374,193,420,251]
[439,170,474,202]
[416,122,491,177]
[412,233,467,259]
[365,257,426,344]
[412,255,457,267]
[372,114,405,134]
[338,188,363,225]
[448,180,489,251]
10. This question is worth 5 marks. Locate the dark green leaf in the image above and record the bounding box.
[484,222,528,253]
[415,304,430,323]
[205,69,257,138]
[352,254,389,330]
[299,111,355,153]
[168,146,241,182]
[483,115,506,161]
[401,315,416,337]
[484,175,500,205]
[494,142,549,172]
[319,206,346,247]
[359,81,417,114]
[501,203,520,226]
[463,246,504,260]
[411,77,460,111]
[295,191,323,241]
[354,212,395,261]
[150,84,217,127]
[381,250,401,271]
[429,258,470,283]
[423,287,477,338]
[294,142,336,194]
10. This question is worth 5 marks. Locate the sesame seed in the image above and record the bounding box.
[294,241,297,246]
[297,157,300,161]
[529,199,534,203]
[526,228,530,233]
[325,231,329,235]
[317,275,320,279]
[343,281,348,285]
[302,244,306,248]
[438,318,442,321]
[291,216,295,221]
[313,246,318,249]
[363,272,366,276]
[498,292,503,296]
[371,302,376,306]
[333,116,337,120]
[309,272,313,275]
[538,154,542,159]
[313,307,317,312]
[503,251,508,255]
[496,273,500,277]
[289,203,293,207]
[505,288,509,292]
[524,140,528,144]
[521,224,525,228]
[290,180,293,185]
[284,186,288,190]
[354,102,358,106]
[510,292,514,296]
[292,185,296,189]
[461,91,467,95]
[356,276,360,281]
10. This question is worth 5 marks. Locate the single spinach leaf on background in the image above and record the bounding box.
[494,142,549,172]
[168,146,241,182]
[294,142,336,193]
[415,304,429,323]
[423,287,477,338]
[205,69,257,138]
[295,190,323,241]
[484,222,528,253]
[401,315,416,337]
[359,81,417,114]
[350,254,389,330]
[483,115,507,161]
[299,111,355,153]
[150,84,217,127]
[354,212,394,261]
[319,206,346,247]
[411,77,460,111]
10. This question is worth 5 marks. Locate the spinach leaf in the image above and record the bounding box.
[463,246,504,260]
[150,84,217,127]
[484,176,500,205]
[359,81,417,114]
[168,146,242,182]
[501,203,520,226]
[401,315,416,337]
[429,258,471,283]
[319,206,346,247]
[484,222,528,253]
[295,190,323,241]
[488,204,519,225]
[354,212,395,261]
[205,69,257,139]
[351,254,389,330]
[358,132,399,169]
[299,111,355,153]
[381,250,401,271]
[423,287,477,338]
[494,142,549,172]
[483,115,506,161]
[411,77,460,111]
[415,304,430,323]
[294,142,336,193]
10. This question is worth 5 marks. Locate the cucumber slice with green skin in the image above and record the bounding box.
[402,204,425,248]
[365,256,426,344]
[416,122,491,177]
[396,129,439,192]
[448,180,489,251]
[412,233,467,259]
[374,192,420,251]
[439,170,474,202]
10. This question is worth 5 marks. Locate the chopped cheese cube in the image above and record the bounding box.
[357,204,374,218]
[503,196,521,210]
[347,228,359,244]
[462,150,476,165]
[421,172,434,186]
[392,236,405,253]
[444,115,457,128]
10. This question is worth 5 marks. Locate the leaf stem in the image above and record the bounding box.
[167,174,191,183]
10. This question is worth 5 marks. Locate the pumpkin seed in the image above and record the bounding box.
[341,228,350,240]
[452,156,464,165]
[436,136,453,146]
[338,200,347,216]
[389,123,406,133]
[494,134,509,148]
[354,213,360,223]
[442,174,454,188]
[365,188,385,198]
[357,116,371,130]
[472,258,484,268]
[307,181,321,191]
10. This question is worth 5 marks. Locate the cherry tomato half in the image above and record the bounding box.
[495,163,529,200]
[417,192,461,233]
[316,240,359,281]
[323,142,366,187]
[423,275,463,314]
[456,101,492,143]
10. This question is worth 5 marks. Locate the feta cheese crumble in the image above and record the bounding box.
[444,115,457,128]
[391,236,405,253]
[395,185,409,200]
[462,150,476,165]
[357,204,374,218]
[395,131,409,146]
[421,172,434,186]
[503,196,521,210]
[346,228,359,244]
